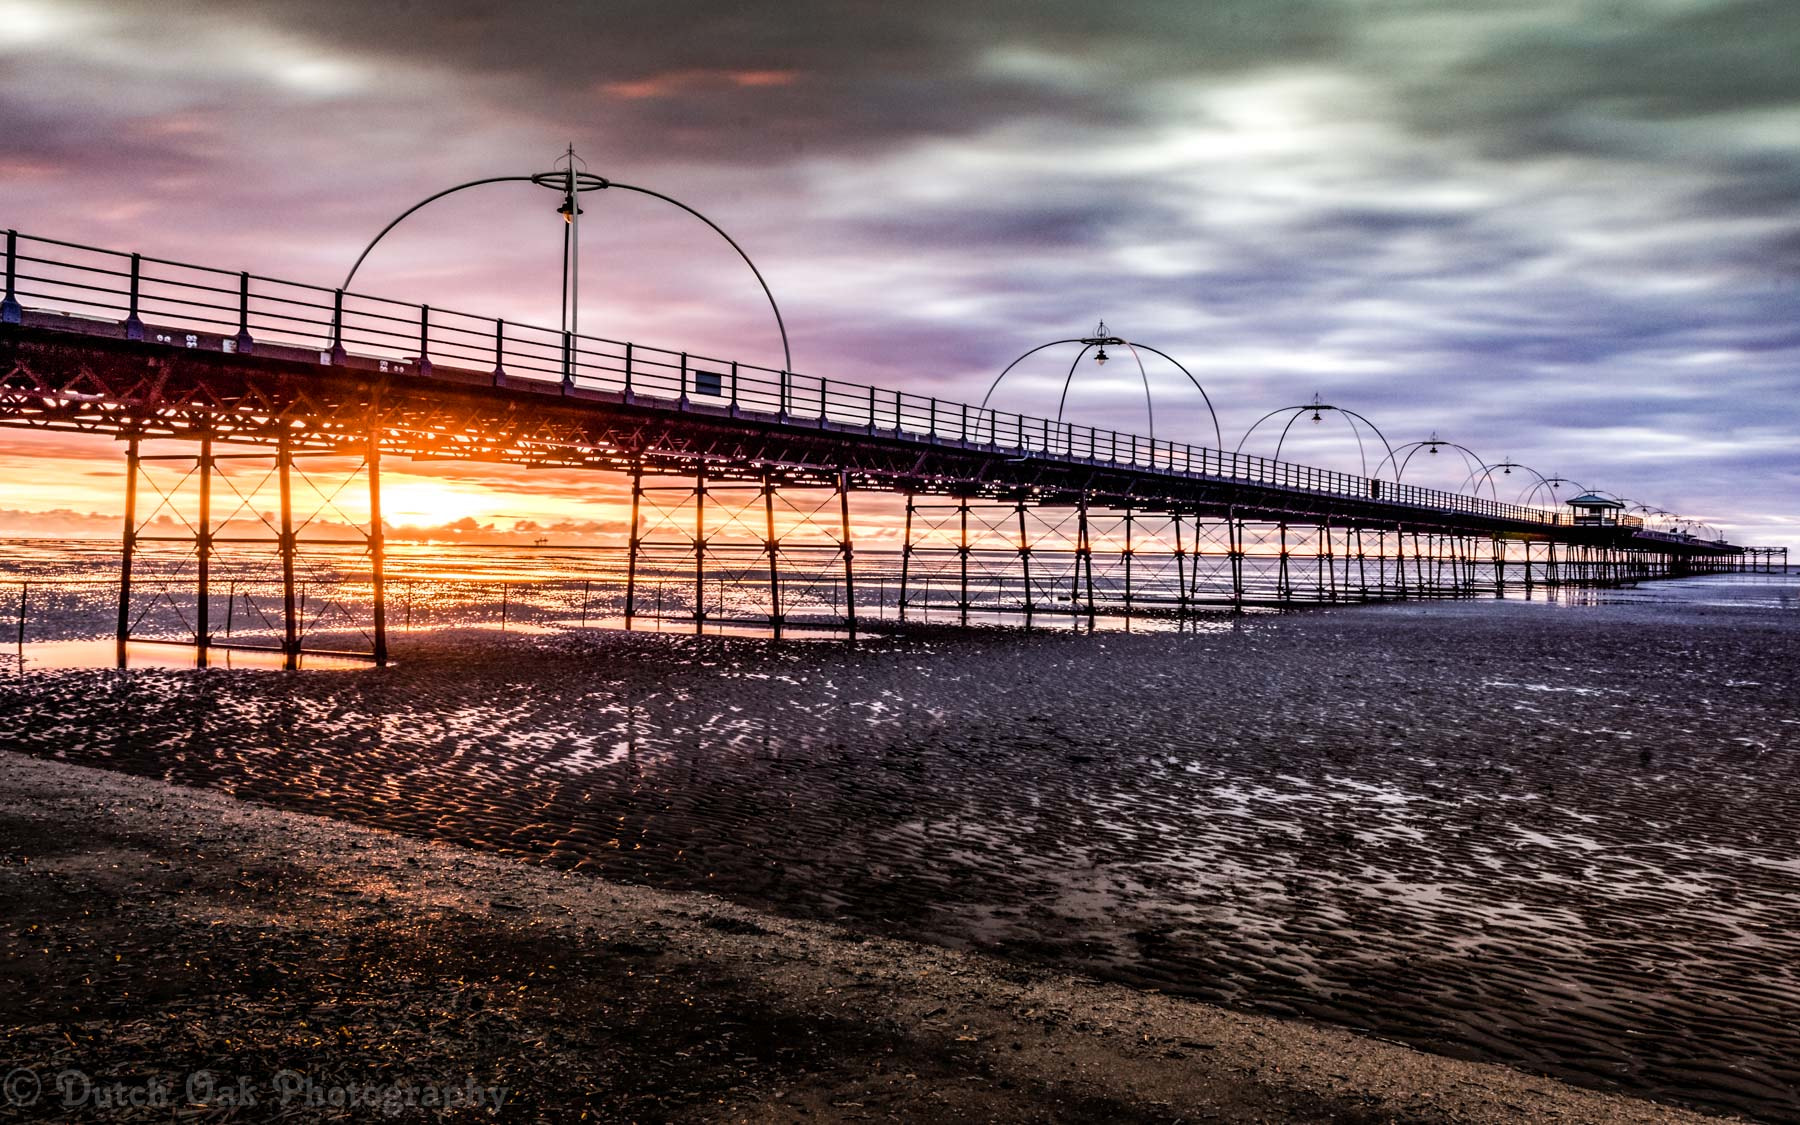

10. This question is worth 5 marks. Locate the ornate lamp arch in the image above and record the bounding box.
[338,151,792,374]
[1465,459,1543,503]
[977,322,1222,449]
[1374,433,1490,489]
[1518,474,1587,508]
[1235,394,1397,481]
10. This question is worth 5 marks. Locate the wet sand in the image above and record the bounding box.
[0,751,1734,1122]
[0,577,1796,1119]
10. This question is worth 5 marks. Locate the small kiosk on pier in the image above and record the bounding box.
[1567,493,1626,527]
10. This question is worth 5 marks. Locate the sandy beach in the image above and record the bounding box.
[1,574,1796,1120]
[0,750,1737,1122]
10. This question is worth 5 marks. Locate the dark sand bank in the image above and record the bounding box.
[1,579,1796,1118]
[0,752,1732,1122]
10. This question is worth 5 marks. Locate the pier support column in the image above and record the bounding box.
[1319,522,1337,603]
[624,460,642,626]
[1229,513,1244,614]
[1378,530,1389,599]
[196,433,213,667]
[1173,512,1189,618]
[1394,528,1408,600]
[367,423,387,667]
[958,495,970,625]
[693,463,707,634]
[116,433,140,667]
[1122,504,1135,616]
[899,493,914,620]
[839,471,857,638]
[1342,526,1354,599]
[1077,493,1096,621]
[1016,500,1033,625]
[1354,527,1369,601]
[763,473,782,638]
[278,436,298,669]
[1277,522,1291,602]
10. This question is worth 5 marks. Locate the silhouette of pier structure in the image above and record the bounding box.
[0,230,1778,665]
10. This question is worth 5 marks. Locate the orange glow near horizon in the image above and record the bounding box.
[0,430,636,542]
[0,429,914,546]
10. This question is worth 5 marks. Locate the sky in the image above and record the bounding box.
[1,0,1796,547]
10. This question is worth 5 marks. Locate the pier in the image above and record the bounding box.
[0,230,1780,664]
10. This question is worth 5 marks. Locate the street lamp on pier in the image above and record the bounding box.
[338,145,791,374]
[977,321,1222,448]
[1236,394,1397,479]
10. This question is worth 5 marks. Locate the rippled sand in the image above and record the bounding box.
[1,577,1795,1120]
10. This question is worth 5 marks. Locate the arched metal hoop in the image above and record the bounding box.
[978,336,1222,449]
[1518,475,1587,508]
[1376,438,1489,490]
[1236,402,1397,481]
[1464,460,1555,504]
[339,172,792,374]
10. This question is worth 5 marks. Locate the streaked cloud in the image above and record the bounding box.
[0,0,1793,544]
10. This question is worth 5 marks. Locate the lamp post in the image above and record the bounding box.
[339,146,791,374]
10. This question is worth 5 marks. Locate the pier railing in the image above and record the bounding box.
[4,229,1604,530]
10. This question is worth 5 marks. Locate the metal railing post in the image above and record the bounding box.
[417,304,432,376]
[492,318,505,381]
[623,342,634,396]
[328,288,346,364]
[562,330,574,390]
[124,253,144,340]
[1,231,19,323]
[234,271,254,354]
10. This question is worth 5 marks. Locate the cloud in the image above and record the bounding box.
[0,0,1795,546]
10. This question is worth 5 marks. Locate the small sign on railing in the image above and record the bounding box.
[694,370,724,397]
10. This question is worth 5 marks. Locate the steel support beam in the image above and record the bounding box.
[367,422,388,666]
[625,460,642,625]
[115,433,139,666]
[278,435,298,668]
[764,472,782,638]
[839,471,857,638]
[196,433,213,666]
[693,462,707,633]
[899,493,914,620]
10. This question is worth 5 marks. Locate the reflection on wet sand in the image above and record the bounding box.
[10,638,372,671]
[0,579,1797,1121]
